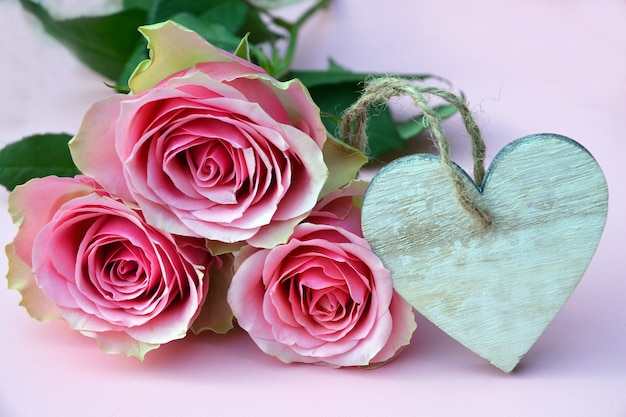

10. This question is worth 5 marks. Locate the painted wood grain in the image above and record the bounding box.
[361,134,608,372]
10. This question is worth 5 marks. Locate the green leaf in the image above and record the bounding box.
[395,103,458,140]
[123,0,153,11]
[20,0,147,80]
[199,0,249,29]
[291,65,412,159]
[238,5,280,44]
[116,39,149,88]
[0,133,81,191]
[288,61,457,158]
[149,0,248,29]
[304,81,404,159]
[366,107,408,158]
[169,12,244,51]
[289,59,432,88]
[247,0,309,9]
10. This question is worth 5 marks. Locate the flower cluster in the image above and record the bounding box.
[6,21,416,367]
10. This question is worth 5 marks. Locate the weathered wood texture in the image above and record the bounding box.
[361,134,608,372]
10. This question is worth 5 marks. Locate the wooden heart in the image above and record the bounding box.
[361,134,608,372]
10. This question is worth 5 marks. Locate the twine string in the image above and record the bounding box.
[340,77,492,227]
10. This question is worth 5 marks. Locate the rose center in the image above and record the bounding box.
[191,141,235,183]
[287,270,353,323]
[92,242,150,300]
[310,290,348,321]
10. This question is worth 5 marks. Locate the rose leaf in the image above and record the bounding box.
[0,133,81,191]
[116,39,150,88]
[247,0,310,8]
[237,5,280,44]
[148,0,248,30]
[19,0,147,81]
[301,80,406,158]
[168,13,243,51]
[123,0,153,11]
[395,103,459,140]
[289,62,458,159]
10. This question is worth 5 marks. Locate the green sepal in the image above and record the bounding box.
[234,33,252,61]
[0,133,81,191]
[320,134,368,198]
[190,254,235,335]
[103,81,131,94]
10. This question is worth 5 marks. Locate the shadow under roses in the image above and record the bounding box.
[19,305,601,383]
[20,318,272,382]
[151,305,619,381]
[75,320,417,382]
[132,313,425,381]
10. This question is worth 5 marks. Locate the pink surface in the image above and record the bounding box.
[1,1,625,416]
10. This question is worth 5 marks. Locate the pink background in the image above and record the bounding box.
[1,0,625,415]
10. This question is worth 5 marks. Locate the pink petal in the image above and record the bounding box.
[69,95,134,202]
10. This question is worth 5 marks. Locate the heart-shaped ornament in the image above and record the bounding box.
[361,134,608,372]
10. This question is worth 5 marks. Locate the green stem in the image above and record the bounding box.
[271,0,330,79]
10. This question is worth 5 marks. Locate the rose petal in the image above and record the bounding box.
[369,291,417,365]
[229,222,416,367]
[5,243,61,322]
[7,176,221,359]
[69,96,134,202]
[129,21,263,94]
[85,329,160,360]
[8,176,94,262]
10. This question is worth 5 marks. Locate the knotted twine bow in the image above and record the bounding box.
[339,77,493,228]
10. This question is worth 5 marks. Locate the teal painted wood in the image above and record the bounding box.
[361,134,609,372]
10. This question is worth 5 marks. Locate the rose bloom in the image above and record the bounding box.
[70,21,328,251]
[228,182,416,367]
[6,175,232,359]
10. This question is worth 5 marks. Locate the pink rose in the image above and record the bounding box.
[6,175,232,359]
[228,182,416,367]
[69,21,328,250]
